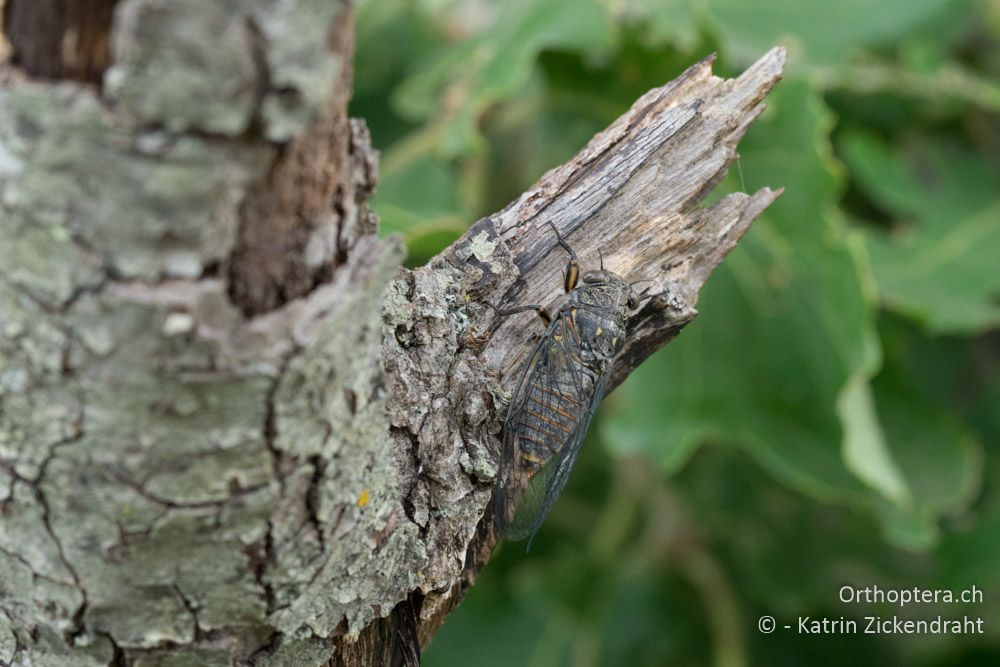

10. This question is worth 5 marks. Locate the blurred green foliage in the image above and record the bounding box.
[351,0,1000,664]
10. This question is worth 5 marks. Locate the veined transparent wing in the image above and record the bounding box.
[494,309,613,545]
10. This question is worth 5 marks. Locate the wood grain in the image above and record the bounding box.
[459,48,786,390]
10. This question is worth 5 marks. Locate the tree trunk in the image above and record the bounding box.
[0,2,784,665]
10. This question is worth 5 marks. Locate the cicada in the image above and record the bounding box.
[494,223,641,546]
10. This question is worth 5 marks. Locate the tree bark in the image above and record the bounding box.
[0,2,785,665]
[2,0,118,83]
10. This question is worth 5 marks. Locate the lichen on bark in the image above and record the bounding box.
[1,0,786,663]
[1,0,412,663]
[107,0,344,139]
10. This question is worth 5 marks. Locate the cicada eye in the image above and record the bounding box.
[626,292,640,310]
[581,270,605,284]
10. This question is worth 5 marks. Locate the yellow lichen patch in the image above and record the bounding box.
[357,489,370,507]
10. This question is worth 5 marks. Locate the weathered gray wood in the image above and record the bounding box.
[0,0,785,662]
[481,50,785,391]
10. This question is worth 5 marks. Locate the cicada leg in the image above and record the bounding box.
[466,301,550,351]
[489,303,552,326]
[477,221,578,340]
[547,222,579,293]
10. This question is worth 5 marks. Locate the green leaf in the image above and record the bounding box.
[393,0,616,155]
[421,569,552,667]
[477,37,711,207]
[369,143,467,265]
[868,392,981,550]
[838,378,909,505]
[868,315,986,550]
[614,0,702,54]
[841,130,1000,334]
[937,366,1000,589]
[354,2,1000,662]
[603,79,882,504]
[604,80,986,548]
[353,0,442,147]
[704,0,960,67]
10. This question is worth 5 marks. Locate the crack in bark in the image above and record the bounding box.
[242,14,271,140]
[109,470,272,510]
[250,348,301,625]
[244,521,278,621]
[103,632,126,666]
[331,592,421,667]
[172,584,203,642]
[390,426,422,525]
[2,382,94,643]
[34,474,88,643]
[305,454,329,552]
[246,630,283,666]
[226,6,366,317]
[0,610,26,667]
[0,543,75,589]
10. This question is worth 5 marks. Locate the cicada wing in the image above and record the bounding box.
[507,358,611,545]
[493,314,563,540]
[495,311,614,545]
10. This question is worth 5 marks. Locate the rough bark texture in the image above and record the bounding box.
[0,1,785,664]
[2,0,119,83]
